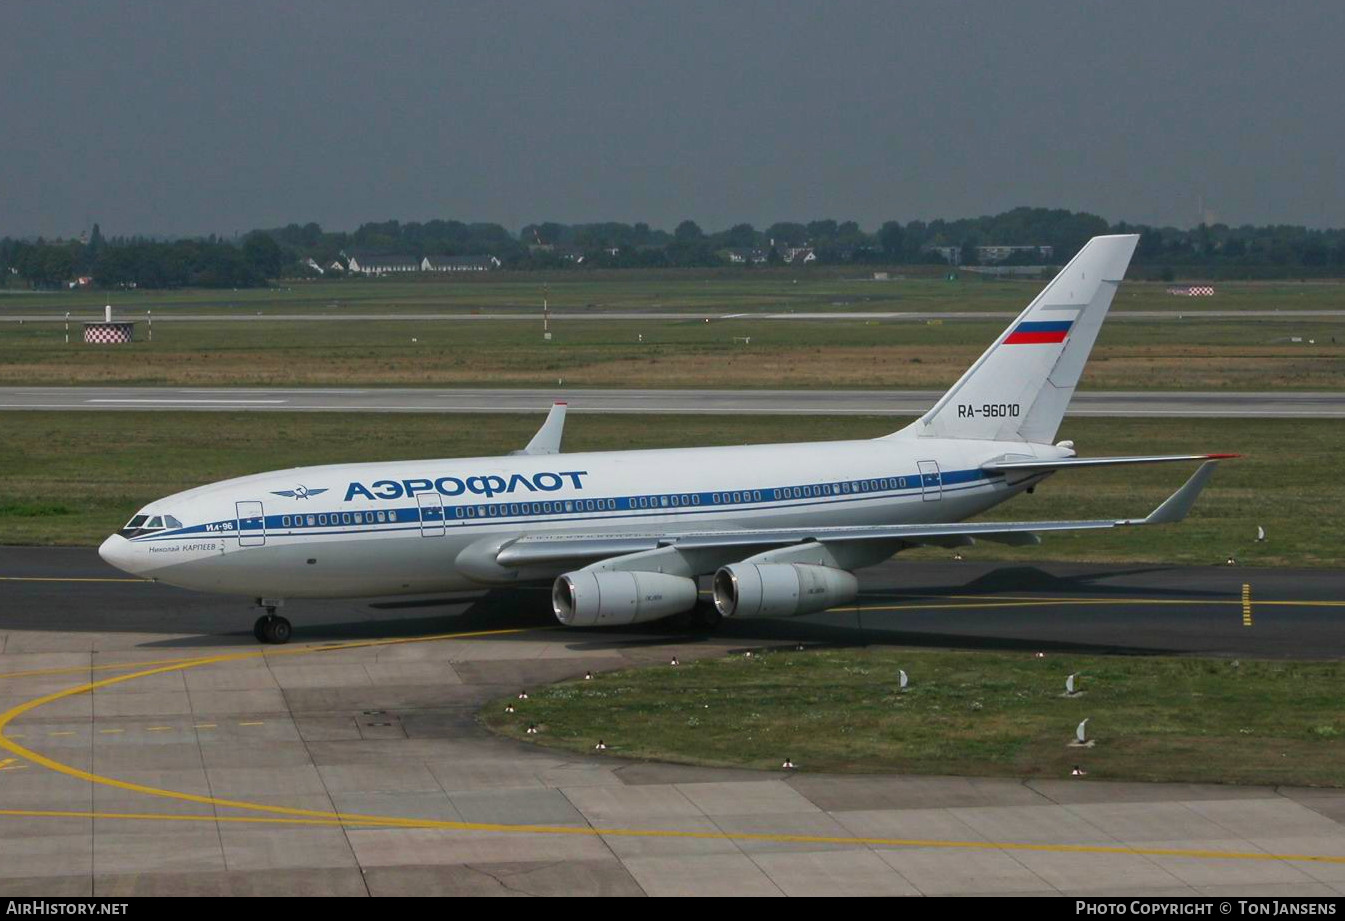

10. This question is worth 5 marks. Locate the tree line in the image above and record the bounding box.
[5,208,1345,289]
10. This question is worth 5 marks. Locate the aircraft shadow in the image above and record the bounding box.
[861,564,1236,601]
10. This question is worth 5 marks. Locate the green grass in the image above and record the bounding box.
[0,412,1339,570]
[1,313,1341,389]
[480,646,1345,786]
[6,273,1345,317]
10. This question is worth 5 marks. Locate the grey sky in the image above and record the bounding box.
[2,1,1341,238]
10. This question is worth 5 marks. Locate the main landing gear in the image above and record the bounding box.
[253,605,292,645]
[669,599,723,632]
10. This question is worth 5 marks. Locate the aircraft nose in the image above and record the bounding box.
[98,534,139,575]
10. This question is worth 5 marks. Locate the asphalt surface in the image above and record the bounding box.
[3,386,1344,417]
[3,547,1345,895]
[2,547,1341,658]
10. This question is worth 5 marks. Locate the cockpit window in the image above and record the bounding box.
[118,512,180,539]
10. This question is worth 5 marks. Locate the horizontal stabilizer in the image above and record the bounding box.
[984,453,1239,473]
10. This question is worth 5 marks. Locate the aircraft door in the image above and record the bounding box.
[417,493,446,536]
[236,501,266,546]
[918,461,942,502]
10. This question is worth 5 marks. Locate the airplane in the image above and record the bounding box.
[98,234,1233,644]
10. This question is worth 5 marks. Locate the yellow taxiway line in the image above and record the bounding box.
[4,622,1345,864]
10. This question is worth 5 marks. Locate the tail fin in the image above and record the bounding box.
[891,233,1139,443]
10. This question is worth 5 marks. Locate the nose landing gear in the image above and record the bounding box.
[253,601,292,644]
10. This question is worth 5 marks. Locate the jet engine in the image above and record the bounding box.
[552,570,699,627]
[712,562,858,619]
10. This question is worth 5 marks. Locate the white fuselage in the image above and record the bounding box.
[98,436,1058,599]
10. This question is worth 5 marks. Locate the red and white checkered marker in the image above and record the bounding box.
[83,323,134,344]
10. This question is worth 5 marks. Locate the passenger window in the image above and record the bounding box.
[342,513,351,524]
[376,511,386,522]
[282,516,290,527]
[660,496,669,507]
[692,495,700,505]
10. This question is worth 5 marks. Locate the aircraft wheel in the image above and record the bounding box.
[253,616,268,642]
[263,616,292,645]
[669,600,722,632]
[689,601,722,630]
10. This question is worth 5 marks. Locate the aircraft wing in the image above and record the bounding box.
[493,460,1221,569]
[983,453,1238,472]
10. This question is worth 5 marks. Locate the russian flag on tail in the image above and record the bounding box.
[1004,320,1073,345]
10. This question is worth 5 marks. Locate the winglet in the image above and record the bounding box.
[1124,460,1221,525]
[512,402,567,456]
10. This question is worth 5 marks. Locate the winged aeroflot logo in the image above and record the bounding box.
[271,485,329,500]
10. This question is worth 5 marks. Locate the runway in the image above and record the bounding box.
[3,548,1345,895]
[4,386,1344,417]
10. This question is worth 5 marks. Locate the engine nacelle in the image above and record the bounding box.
[713,563,859,619]
[553,570,699,627]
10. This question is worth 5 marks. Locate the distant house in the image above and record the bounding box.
[422,255,501,272]
[346,253,420,275]
[976,244,1053,264]
[722,248,769,265]
[303,257,325,275]
[922,245,961,265]
[780,247,816,264]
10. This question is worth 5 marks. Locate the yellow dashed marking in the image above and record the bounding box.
[1242,583,1254,627]
[194,723,217,730]
[47,731,75,737]
[145,726,172,733]
[237,721,264,727]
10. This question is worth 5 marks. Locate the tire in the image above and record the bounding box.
[265,616,293,645]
